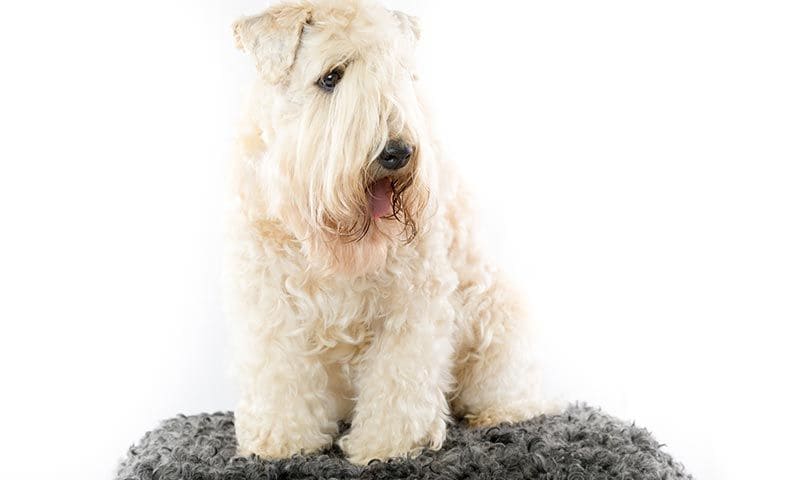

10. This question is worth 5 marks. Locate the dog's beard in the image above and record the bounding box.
[320,169,425,241]
[288,166,424,276]
[264,134,430,274]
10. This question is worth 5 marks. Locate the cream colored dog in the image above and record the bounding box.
[226,0,549,465]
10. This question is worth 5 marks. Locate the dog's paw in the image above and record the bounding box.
[236,419,333,459]
[338,416,446,465]
[465,399,563,427]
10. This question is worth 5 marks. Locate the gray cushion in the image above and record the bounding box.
[116,404,692,480]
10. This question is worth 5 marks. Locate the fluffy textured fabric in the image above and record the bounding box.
[116,405,692,480]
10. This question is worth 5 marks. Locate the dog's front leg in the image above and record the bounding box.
[338,299,454,464]
[234,331,339,459]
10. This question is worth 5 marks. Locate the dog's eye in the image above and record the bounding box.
[318,68,343,92]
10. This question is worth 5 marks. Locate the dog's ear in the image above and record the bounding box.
[233,5,312,84]
[392,10,421,45]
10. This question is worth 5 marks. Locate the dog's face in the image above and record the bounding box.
[234,0,430,274]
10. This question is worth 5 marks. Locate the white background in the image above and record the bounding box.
[1,1,798,479]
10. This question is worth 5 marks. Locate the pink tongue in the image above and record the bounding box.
[368,178,393,219]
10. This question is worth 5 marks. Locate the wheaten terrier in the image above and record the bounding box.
[226,0,550,465]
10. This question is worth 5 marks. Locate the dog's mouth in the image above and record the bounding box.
[340,173,421,243]
[367,177,393,219]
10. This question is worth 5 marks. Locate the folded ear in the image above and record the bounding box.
[392,10,421,44]
[233,5,312,84]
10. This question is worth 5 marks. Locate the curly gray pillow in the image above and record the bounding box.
[116,404,692,480]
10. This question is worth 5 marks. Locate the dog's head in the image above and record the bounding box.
[234,0,430,274]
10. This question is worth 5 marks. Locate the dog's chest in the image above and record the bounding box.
[290,275,385,362]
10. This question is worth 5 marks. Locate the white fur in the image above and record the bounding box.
[226,0,551,465]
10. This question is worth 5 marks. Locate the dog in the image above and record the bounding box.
[226,0,550,465]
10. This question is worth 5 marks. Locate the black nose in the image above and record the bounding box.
[378,140,413,170]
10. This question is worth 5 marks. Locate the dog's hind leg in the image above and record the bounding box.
[450,269,557,427]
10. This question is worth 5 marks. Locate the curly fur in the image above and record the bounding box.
[115,405,693,480]
[226,0,552,464]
